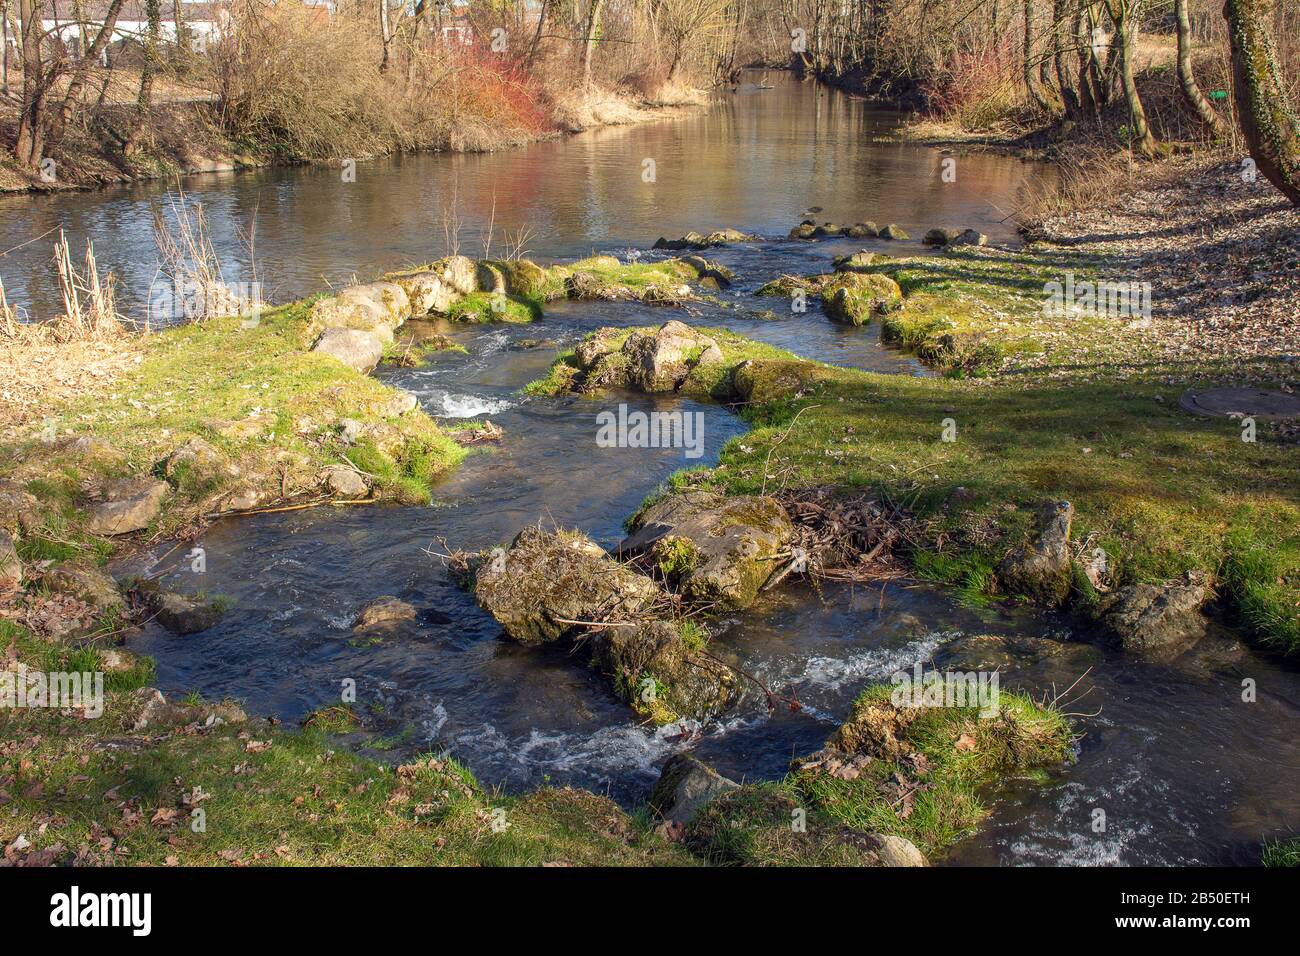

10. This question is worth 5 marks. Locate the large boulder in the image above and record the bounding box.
[787,221,817,240]
[44,560,123,612]
[336,281,410,329]
[85,478,169,536]
[311,281,410,343]
[923,227,963,246]
[621,491,794,609]
[649,754,739,825]
[312,328,384,374]
[429,255,480,295]
[998,500,1075,606]
[952,229,988,247]
[621,321,724,392]
[473,527,661,645]
[821,273,903,326]
[878,223,910,241]
[145,589,225,635]
[391,271,456,315]
[352,596,417,630]
[163,438,238,495]
[1095,574,1209,658]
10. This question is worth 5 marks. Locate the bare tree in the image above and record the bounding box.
[1175,0,1227,136]
[581,0,605,87]
[124,0,164,157]
[1,0,11,98]
[14,0,128,167]
[1104,0,1156,156]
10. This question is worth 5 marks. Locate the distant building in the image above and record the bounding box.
[9,1,228,60]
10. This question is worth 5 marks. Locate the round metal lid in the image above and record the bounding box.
[1178,387,1300,421]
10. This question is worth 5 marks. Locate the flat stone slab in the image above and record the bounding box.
[1178,387,1300,421]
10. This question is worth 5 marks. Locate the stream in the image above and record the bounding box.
[10,74,1297,866]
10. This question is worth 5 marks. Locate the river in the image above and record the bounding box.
[8,74,1297,866]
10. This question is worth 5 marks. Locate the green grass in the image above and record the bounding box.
[2,299,466,553]
[445,292,543,324]
[1262,836,1300,867]
[696,352,1298,650]
[566,256,697,289]
[689,685,1073,864]
[0,621,691,867]
[836,246,1129,375]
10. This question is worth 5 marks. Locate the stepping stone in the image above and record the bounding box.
[1178,387,1300,421]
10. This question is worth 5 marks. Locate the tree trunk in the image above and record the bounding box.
[44,0,128,152]
[172,0,186,59]
[1107,1,1157,156]
[528,0,548,64]
[581,0,605,88]
[1174,0,1226,136]
[124,0,161,157]
[1053,0,1079,115]
[1224,0,1300,203]
[1,0,10,98]
[1074,1,1098,115]
[14,0,45,166]
[379,0,391,73]
[1023,0,1055,111]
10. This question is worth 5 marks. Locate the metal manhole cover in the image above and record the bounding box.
[1178,387,1300,421]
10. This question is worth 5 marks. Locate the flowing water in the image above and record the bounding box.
[10,74,1297,865]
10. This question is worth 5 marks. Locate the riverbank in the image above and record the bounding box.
[0,86,708,196]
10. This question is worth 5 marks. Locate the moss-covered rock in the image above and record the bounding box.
[473,527,660,645]
[591,620,735,724]
[622,321,724,391]
[846,221,880,238]
[387,270,457,315]
[309,281,411,343]
[621,490,793,609]
[570,321,723,393]
[878,223,910,240]
[755,274,821,297]
[822,274,904,326]
[998,500,1075,606]
[648,754,740,825]
[428,255,479,295]
[831,250,886,273]
[1094,574,1210,658]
